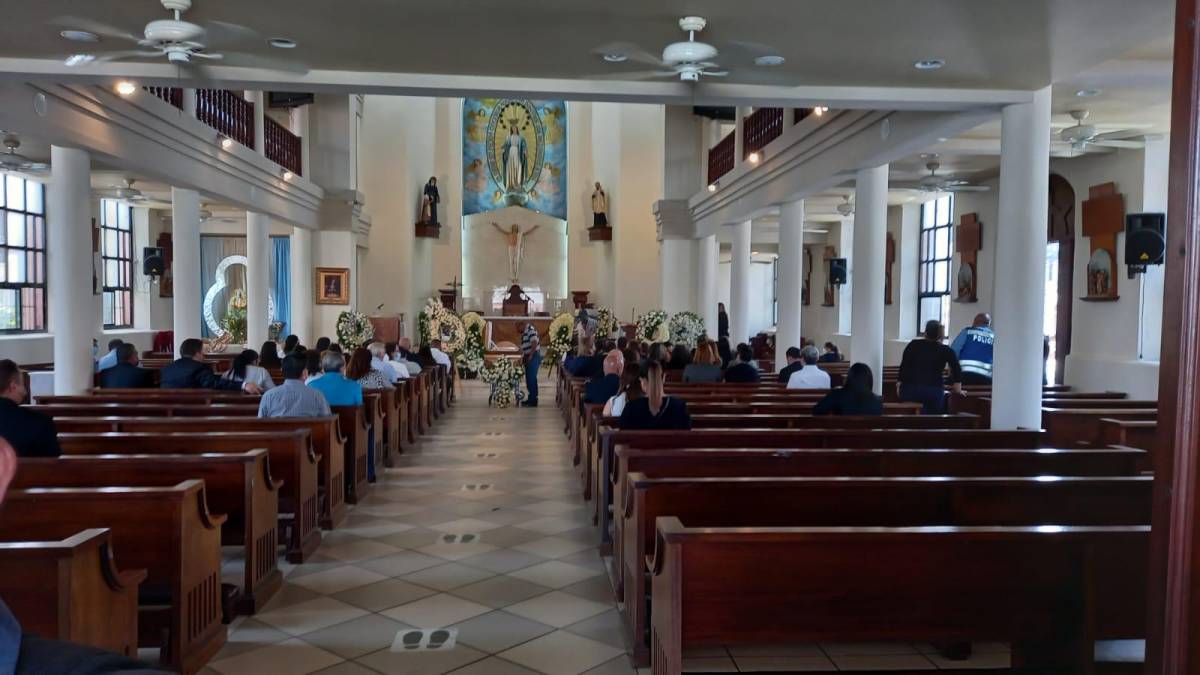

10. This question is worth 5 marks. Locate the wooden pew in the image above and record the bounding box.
[14,451,284,615]
[0,481,227,675]
[30,403,261,417]
[332,405,370,503]
[621,474,1151,664]
[1101,419,1158,472]
[367,387,402,463]
[49,417,348,530]
[1043,407,1158,447]
[648,520,1147,675]
[57,430,321,563]
[0,529,144,657]
[42,392,262,404]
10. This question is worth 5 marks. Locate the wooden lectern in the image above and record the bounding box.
[369,315,404,343]
[501,285,529,317]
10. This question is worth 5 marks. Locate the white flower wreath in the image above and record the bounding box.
[336,310,375,350]
[669,311,705,348]
[457,312,486,373]
[545,312,575,368]
[636,309,669,344]
[595,306,617,338]
[480,356,524,408]
[420,298,466,354]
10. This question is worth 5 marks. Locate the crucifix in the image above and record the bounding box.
[955,213,981,303]
[1081,182,1124,301]
[885,232,896,305]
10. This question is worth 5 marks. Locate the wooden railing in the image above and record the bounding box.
[707,131,736,185]
[794,108,814,124]
[743,107,784,159]
[143,86,183,110]
[196,89,255,150]
[264,116,302,176]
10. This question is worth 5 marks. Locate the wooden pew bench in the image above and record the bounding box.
[332,405,371,503]
[648,520,1147,675]
[1043,408,1158,447]
[0,529,144,657]
[0,481,227,675]
[15,451,284,615]
[57,430,321,562]
[30,403,261,417]
[623,474,1152,665]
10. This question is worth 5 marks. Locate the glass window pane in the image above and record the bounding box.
[33,217,43,249]
[34,252,43,283]
[936,196,951,225]
[105,259,119,286]
[5,176,23,211]
[25,181,42,214]
[119,232,130,258]
[922,200,935,228]
[103,228,117,255]
[32,288,44,330]
[7,249,24,283]
[934,260,949,293]
[103,200,116,227]
[935,226,950,259]
[0,289,16,330]
[103,292,114,326]
[6,212,24,247]
[119,206,131,230]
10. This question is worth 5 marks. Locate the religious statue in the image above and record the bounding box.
[492,222,540,283]
[421,177,440,226]
[591,182,608,228]
[501,125,528,191]
[222,288,248,344]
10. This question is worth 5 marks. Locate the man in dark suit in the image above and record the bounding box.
[0,359,61,458]
[723,343,762,383]
[583,350,623,405]
[776,346,804,384]
[99,343,155,389]
[160,338,261,392]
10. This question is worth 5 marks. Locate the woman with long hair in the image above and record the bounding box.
[818,341,842,363]
[666,344,691,370]
[315,337,331,353]
[304,350,324,384]
[683,339,723,383]
[813,362,884,415]
[416,344,438,369]
[221,349,276,391]
[617,361,691,430]
[345,347,393,390]
[603,361,644,417]
[259,340,283,368]
[282,334,300,355]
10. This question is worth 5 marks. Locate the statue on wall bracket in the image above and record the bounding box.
[416,176,442,238]
[954,213,981,303]
[589,181,612,241]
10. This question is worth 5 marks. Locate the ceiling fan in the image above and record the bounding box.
[95,178,174,208]
[916,160,989,194]
[836,195,855,217]
[56,0,307,75]
[200,205,240,224]
[0,133,49,175]
[592,16,765,82]
[1056,109,1160,154]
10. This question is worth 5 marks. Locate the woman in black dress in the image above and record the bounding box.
[813,362,884,416]
[618,361,691,430]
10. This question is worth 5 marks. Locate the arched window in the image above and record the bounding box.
[0,174,46,332]
[100,199,133,328]
[917,194,954,333]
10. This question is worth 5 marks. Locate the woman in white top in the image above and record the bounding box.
[602,361,643,417]
[221,349,276,391]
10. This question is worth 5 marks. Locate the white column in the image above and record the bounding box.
[851,165,889,394]
[182,89,197,118]
[697,234,718,338]
[295,104,312,179]
[290,227,313,345]
[992,86,1052,429]
[246,91,266,156]
[246,212,270,347]
[659,238,695,315]
[47,146,94,394]
[733,107,747,168]
[729,220,752,344]
[776,200,805,367]
[171,188,202,355]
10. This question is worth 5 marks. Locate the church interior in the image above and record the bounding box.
[0,0,1198,673]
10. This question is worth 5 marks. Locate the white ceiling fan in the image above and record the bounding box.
[0,133,49,175]
[200,205,240,224]
[591,16,748,82]
[56,0,307,75]
[916,160,990,194]
[836,195,855,217]
[95,178,174,208]
[1056,109,1161,154]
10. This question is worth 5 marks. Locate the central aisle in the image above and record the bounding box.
[206,378,636,675]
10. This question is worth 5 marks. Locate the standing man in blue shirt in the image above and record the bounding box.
[520,321,541,407]
[950,313,995,385]
[307,351,364,406]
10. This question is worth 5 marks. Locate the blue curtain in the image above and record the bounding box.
[270,236,291,338]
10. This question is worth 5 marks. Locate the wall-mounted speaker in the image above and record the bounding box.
[143,247,165,277]
[1125,212,1165,271]
[829,258,847,285]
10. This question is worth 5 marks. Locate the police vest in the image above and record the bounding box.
[958,327,994,378]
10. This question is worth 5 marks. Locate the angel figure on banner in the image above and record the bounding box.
[492,222,540,283]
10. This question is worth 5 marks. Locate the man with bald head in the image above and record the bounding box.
[950,313,995,385]
[583,348,625,406]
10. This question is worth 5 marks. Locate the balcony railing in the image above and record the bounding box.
[196,89,255,150]
[794,107,814,124]
[264,116,302,176]
[707,131,736,185]
[143,86,183,110]
[743,107,784,159]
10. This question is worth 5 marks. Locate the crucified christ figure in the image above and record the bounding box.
[491,222,540,283]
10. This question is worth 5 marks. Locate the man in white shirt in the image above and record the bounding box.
[429,339,453,369]
[368,341,407,382]
[787,345,832,390]
[393,339,422,376]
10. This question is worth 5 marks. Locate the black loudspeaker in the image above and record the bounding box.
[143,247,165,277]
[1125,212,1166,268]
[829,258,848,285]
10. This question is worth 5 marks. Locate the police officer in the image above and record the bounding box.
[950,313,995,385]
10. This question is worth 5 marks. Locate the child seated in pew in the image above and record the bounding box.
[618,362,692,430]
[0,439,169,674]
[603,362,643,417]
[813,363,884,416]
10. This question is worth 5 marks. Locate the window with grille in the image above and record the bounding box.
[100,198,134,329]
[917,195,954,334]
[0,174,47,333]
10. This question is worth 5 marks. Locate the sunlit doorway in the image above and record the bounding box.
[1044,242,1060,385]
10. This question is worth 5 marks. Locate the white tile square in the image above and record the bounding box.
[731,655,836,671]
[517,516,584,535]
[504,591,613,628]
[320,539,402,563]
[341,518,415,538]
[509,561,600,589]
[520,500,585,515]
[401,562,495,591]
[380,592,492,628]
[287,565,388,595]
[499,630,624,675]
[255,596,369,636]
[513,536,595,559]
[430,517,505,534]
[209,638,344,675]
[416,539,499,561]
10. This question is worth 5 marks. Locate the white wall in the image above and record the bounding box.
[461,207,568,312]
[949,177,999,335]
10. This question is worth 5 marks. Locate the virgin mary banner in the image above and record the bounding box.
[463,98,567,220]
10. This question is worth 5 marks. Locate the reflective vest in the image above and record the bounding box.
[956,326,994,378]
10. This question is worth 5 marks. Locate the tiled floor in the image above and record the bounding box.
[202,377,1011,674]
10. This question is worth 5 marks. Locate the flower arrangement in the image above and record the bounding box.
[419,297,466,354]
[457,312,486,374]
[336,310,375,350]
[669,311,705,348]
[480,356,524,408]
[636,309,669,344]
[545,312,575,368]
[595,305,617,338]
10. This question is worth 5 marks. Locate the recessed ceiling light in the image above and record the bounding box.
[282,170,294,181]
[747,151,761,165]
[115,80,137,96]
[752,251,760,256]
[914,59,946,70]
[64,54,95,67]
[1076,88,1103,98]
[60,30,99,43]
[219,135,233,150]
[267,37,297,49]
[754,55,785,66]
[603,53,628,63]
[813,106,829,116]
[707,183,718,192]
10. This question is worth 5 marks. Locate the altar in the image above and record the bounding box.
[484,316,552,348]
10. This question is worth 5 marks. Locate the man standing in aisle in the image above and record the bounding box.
[520,321,542,407]
[950,313,995,385]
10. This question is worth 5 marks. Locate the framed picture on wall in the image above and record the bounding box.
[316,267,350,305]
